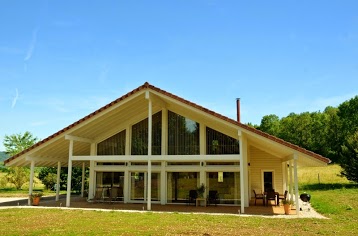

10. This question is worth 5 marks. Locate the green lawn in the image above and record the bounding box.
[0,164,357,235]
[0,188,357,236]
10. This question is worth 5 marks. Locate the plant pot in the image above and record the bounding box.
[32,196,40,206]
[284,204,291,215]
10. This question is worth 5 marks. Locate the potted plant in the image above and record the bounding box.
[282,199,293,215]
[31,192,43,206]
[196,184,206,198]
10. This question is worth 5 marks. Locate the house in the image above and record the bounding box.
[4,82,330,214]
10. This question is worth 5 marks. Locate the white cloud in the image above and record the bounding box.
[11,88,19,109]
[23,27,39,72]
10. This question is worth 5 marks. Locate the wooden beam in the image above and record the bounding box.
[26,156,67,163]
[65,134,93,144]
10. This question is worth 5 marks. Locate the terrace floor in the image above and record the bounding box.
[0,195,323,218]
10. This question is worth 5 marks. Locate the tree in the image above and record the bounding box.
[3,131,38,189]
[4,131,39,156]
[340,131,358,183]
[4,167,30,189]
[258,114,280,136]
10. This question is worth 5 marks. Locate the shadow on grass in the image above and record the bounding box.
[300,183,358,191]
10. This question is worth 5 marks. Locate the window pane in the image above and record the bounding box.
[131,111,162,155]
[207,172,240,204]
[167,172,198,203]
[97,130,126,155]
[168,111,199,155]
[206,127,240,154]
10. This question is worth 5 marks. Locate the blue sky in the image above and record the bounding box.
[1,0,357,151]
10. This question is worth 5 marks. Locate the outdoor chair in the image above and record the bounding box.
[187,190,198,205]
[207,190,219,206]
[253,190,264,206]
[278,190,288,205]
[93,187,104,202]
[109,187,119,202]
[266,190,277,206]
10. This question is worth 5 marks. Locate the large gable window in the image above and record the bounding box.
[97,130,126,155]
[206,127,240,154]
[168,111,199,155]
[131,111,162,155]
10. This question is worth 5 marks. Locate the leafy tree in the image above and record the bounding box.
[258,114,280,136]
[4,167,30,189]
[3,131,39,189]
[323,106,342,162]
[340,131,358,183]
[4,131,39,156]
[38,167,88,192]
[338,96,358,138]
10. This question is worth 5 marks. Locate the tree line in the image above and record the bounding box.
[251,95,358,183]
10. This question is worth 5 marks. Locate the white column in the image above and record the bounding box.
[239,133,245,213]
[160,161,166,205]
[125,125,130,155]
[294,154,299,215]
[242,134,249,207]
[56,161,61,201]
[66,140,73,207]
[160,109,167,205]
[282,162,287,193]
[199,123,206,155]
[146,91,152,210]
[81,162,85,197]
[124,167,129,203]
[88,143,96,200]
[200,164,206,199]
[289,160,293,201]
[161,108,168,156]
[28,160,35,206]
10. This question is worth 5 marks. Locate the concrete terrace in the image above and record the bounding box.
[0,195,324,218]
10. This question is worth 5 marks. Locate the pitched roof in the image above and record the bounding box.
[5,82,331,165]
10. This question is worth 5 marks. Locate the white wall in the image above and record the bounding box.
[249,146,283,195]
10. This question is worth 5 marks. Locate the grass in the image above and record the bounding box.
[0,164,357,235]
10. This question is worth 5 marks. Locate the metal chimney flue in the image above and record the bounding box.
[236,98,241,123]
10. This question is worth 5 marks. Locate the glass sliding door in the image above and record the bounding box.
[95,172,124,201]
[167,172,198,203]
[207,172,240,204]
[130,172,160,201]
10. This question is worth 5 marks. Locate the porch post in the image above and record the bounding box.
[66,140,73,207]
[146,91,152,211]
[56,161,61,201]
[88,143,96,200]
[242,134,249,207]
[239,132,245,213]
[28,160,35,206]
[282,162,287,193]
[160,161,166,205]
[81,162,85,197]
[124,126,130,203]
[294,154,299,215]
[289,160,293,201]
[160,109,167,205]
